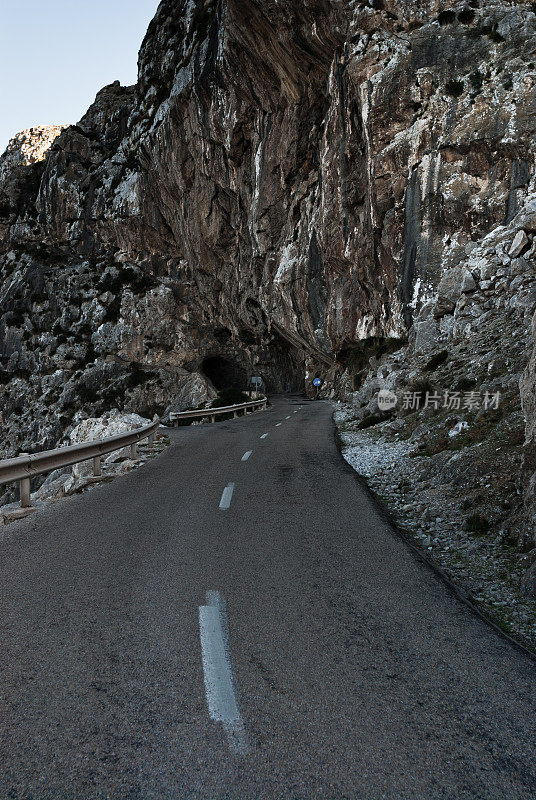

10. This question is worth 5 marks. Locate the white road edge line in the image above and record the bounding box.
[199,591,248,756]
[260,433,268,439]
[219,483,235,511]
[241,451,253,461]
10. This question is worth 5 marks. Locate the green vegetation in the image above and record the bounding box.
[125,363,151,390]
[98,266,155,296]
[464,513,491,534]
[424,350,449,372]
[445,80,465,98]
[454,376,477,391]
[210,388,250,408]
[438,10,456,24]
[467,23,505,42]
[469,70,484,93]
[458,8,476,24]
[238,328,257,346]
[406,376,435,397]
[357,412,392,430]
[103,295,122,323]
[337,337,405,390]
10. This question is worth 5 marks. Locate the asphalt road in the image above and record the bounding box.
[1,396,535,799]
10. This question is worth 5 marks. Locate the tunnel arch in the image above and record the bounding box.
[201,355,248,391]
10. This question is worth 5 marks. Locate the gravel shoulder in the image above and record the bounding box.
[334,404,536,653]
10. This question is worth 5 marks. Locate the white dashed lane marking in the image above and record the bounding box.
[241,451,252,461]
[275,423,282,427]
[199,591,248,756]
[260,433,268,439]
[286,415,291,419]
[219,483,235,511]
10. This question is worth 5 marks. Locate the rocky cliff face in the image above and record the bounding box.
[2,1,536,551]
[0,126,66,181]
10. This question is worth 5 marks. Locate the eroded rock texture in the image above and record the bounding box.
[3,0,536,548]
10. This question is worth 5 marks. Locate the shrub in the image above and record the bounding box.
[469,70,483,92]
[445,79,465,97]
[125,364,151,389]
[406,377,435,397]
[424,350,449,372]
[239,328,257,345]
[454,376,477,391]
[458,8,476,24]
[464,513,490,534]
[358,411,392,429]
[211,388,250,408]
[438,10,456,24]
[98,266,155,296]
[338,336,406,389]
[103,296,122,323]
[78,385,98,404]
[487,27,505,43]
[73,346,98,370]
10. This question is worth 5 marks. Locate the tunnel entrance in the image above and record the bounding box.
[201,356,248,391]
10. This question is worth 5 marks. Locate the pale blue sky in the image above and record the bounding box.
[0,0,159,154]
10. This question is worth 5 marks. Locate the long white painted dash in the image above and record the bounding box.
[286,415,291,419]
[275,423,282,427]
[241,451,253,462]
[260,433,268,439]
[199,591,248,755]
[219,483,235,510]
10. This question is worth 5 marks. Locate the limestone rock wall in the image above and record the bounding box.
[0,126,66,181]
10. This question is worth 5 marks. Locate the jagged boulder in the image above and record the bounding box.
[434,268,477,318]
[69,410,150,478]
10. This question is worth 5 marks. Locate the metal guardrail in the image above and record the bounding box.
[169,397,267,425]
[0,397,268,511]
[0,419,160,509]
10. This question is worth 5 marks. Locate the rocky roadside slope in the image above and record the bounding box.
[0,410,170,525]
[332,192,536,641]
[335,408,536,651]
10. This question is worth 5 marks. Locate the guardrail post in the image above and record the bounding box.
[148,433,155,447]
[93,456,101,477]
[211,414,215,423]
[20,477,31,508]
[131,442,137,459]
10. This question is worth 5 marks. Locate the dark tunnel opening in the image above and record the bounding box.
[201,356,248,391]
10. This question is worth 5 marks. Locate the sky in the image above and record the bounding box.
[0,0,160,154]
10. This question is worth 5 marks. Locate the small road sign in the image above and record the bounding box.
[313,378,322,387]
[252,376,262,385]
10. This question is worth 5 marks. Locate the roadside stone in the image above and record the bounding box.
[0,505,38,523]
[435,268,477,318]
[508,230,530,258]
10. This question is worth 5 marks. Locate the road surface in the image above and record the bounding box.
[0,396,535,799]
